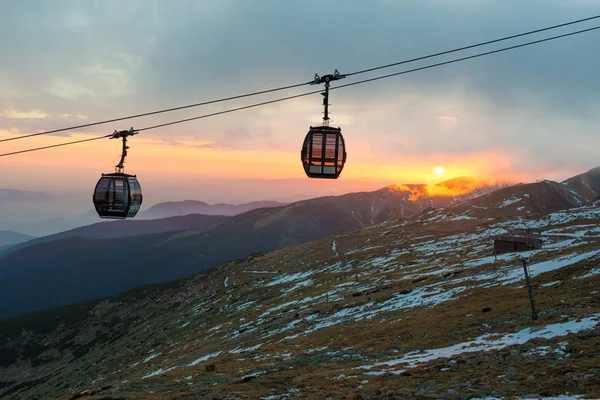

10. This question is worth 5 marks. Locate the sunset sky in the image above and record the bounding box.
[1,0,600,207]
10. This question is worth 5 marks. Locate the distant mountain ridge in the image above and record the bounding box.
[0,199,286,236]
[562,166,600,202]
[0,230,35,247]
[447,180,585,218]
[3,182,600,399]
[1,171,597,320]
[0,176,510,319]
[1,214,229,257]
[140,200,288,219]
[441,167,600,219]
[0,188,52,202]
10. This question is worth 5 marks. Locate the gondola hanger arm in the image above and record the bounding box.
[311,70,346,124]
[110,127,139,139]
[311,69,346,85]
[110,127,138,173]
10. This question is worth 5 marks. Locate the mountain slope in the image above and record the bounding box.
[56,213,227,239]
[1,200,599,399]
[140,200,287,219]
[2,213,228,256]
[0,210,101,237]
[447,180,586,218]
[0,177,503,319]
[562,166,600,202]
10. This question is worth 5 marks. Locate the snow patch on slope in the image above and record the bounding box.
[357,314,600,374]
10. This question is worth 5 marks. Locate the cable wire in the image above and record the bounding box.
[1,14,599,144]
[0,81,313,144]
[0,24,599,158]
[0,135,111,157]
[137,89,323,132]
[334,25,600,91]
[345,14,600,76]
[136,25,600,133]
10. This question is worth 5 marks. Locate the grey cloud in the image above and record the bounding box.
[1,0,600,176]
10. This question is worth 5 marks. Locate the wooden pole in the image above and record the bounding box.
[521,257,538,320]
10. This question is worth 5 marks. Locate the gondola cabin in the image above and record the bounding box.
[301,126,346,179]
[93,173,142,219]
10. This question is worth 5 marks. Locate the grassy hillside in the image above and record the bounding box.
[1,201,599,399]
[0,179,505,319]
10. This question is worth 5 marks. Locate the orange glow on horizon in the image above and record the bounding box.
[0,132,525,194]
[387,176,512,201]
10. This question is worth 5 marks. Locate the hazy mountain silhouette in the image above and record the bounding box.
[0,210,100,237]
[0,188,52,202]
[449,180,586,218]
[0,214,229,257]
[139,200,288,219]
[562,166,600,202]
[0,230,35,247]
[2,178,600,399]
[0,197,285,236]
[0,175,561,319]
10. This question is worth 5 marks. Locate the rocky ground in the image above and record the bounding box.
[1,202,599,399]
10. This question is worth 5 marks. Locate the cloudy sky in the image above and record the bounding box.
[1,0,600,207]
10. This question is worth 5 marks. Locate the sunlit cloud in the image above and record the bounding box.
[61,114,89,120]
[389,175,513,201]
[0,0,599,206]
[1,109,48,119]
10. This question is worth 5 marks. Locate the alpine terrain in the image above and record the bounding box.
[0,177,506,319]
[0,170,599,399]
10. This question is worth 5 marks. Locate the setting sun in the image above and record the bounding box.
[434,167,445,176]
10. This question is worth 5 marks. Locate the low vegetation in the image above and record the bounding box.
[1,200,600,399]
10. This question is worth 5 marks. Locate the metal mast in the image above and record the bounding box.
[311,69,346,126]
[110,127,138,174]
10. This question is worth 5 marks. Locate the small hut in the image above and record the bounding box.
[493,231,543,254]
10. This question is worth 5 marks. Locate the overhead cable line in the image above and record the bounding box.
[1,14,599,144]
[0,24,599,158]
[136,89,324,132]
[0,81,314,144]
[121,25,600,134]
[333,25,600,91]
[345,14,600,76]
[0,135,111,157]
